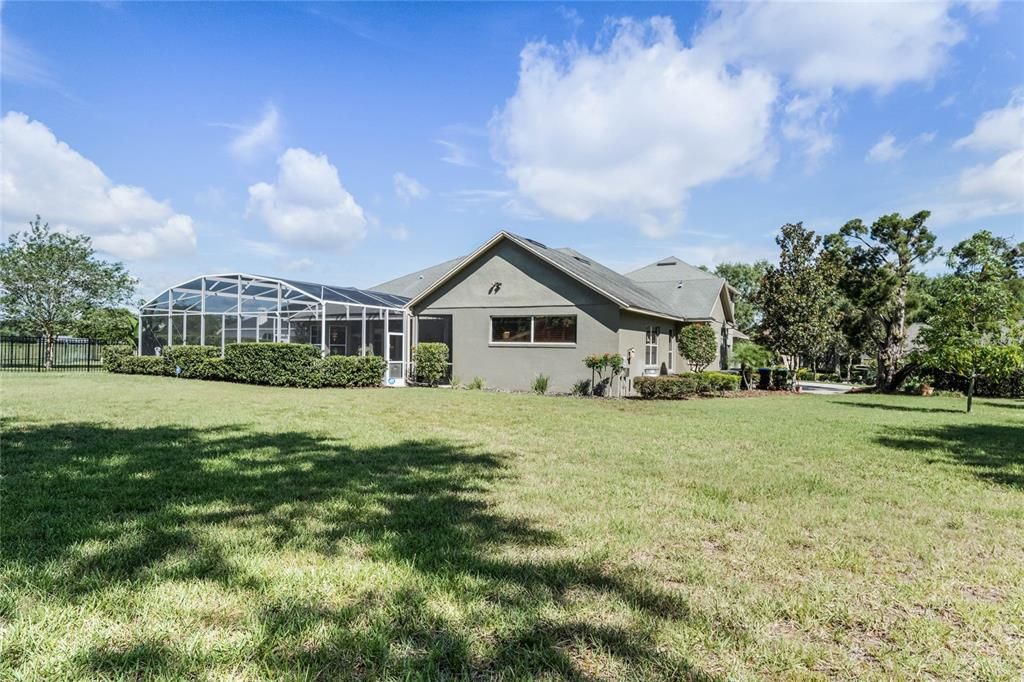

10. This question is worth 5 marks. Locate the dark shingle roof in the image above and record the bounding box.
[370,256,466,298]
[628,277,729,320]
[625,256,715,283]
[502,233,682,320]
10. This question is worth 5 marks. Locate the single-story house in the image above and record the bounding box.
[138,231,744,392]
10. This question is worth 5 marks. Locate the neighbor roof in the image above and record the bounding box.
[405,231,685,321]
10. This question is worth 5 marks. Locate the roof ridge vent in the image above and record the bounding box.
[524,237,548,249]
[656,258,677,266]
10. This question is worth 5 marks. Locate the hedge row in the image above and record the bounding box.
[633,371,741,399]
[103,343,387,388]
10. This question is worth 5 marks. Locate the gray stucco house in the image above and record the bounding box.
[373,231,742,393]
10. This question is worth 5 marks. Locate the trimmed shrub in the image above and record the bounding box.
[411,342,449,386]
[318,354,387,388]
[677,323,716,372]
[164,345,220,378]
[194,357,228,381]
[223,343,322,387]
[633,374,698,399]
[531,374,550,395]
[771,368,791,390]
[694,371,741,394]
[120,355,172,376]
[634,372,740,399]
[102,345,134,373]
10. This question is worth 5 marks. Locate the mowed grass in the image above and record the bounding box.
[1,374,1022,680]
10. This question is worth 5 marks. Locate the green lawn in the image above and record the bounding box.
[2,373,1022,680]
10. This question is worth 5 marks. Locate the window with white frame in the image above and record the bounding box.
[668,328,675,371]
[645,326,660,366]
[491,315,577,344]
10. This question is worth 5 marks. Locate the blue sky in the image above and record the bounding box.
[2,1,1022,299]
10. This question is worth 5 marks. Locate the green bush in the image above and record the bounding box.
[102,345,134,373]
[193,357,228,381]
[164,345,220,378]
[531,374,550,395]
[677,323,716,372]
[224,343,322,387]
[120,355,172,376]
[411,342,449,386]
[571,378,591,397]
[318,355,387,388]
[634,372,740,399]
[771,367,791,390]
[633,374,698,399]
[694,371,741,394]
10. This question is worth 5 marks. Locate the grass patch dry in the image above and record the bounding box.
[2,373,1022,680]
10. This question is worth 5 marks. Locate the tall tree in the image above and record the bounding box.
[919,231,1024,412]
[825,211,941,391]
[0,216,135,367]
[713,260,770,333]
[73,307,139,347]
[754,223,841,380]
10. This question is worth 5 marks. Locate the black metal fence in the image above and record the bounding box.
[0,335,106,372]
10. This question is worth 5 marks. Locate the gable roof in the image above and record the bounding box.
[629,277,733,322]
[405,231,685,321]
[371,256,466,298]
[626,256,716,283]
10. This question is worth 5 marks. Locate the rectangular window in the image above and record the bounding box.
[668,329,674,371]
[492,316,532,343]
[645,326,660,366]
[533,316,577,343]
[491,315,577,344]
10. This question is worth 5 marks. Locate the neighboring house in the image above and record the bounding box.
[373,231,742,392]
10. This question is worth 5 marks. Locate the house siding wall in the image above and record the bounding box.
[618,311,676,392]
[412,240,620,392]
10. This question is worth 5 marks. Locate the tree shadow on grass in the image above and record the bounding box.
[976,399,1024,411]
[3,418,724,680]
[834,400,964,414]
[876,422,1024,488]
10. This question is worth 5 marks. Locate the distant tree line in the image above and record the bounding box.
[717,210,1023,411]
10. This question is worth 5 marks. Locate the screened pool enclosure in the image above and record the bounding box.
[138,274,411,384]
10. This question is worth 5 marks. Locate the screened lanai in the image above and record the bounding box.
[138,273,411,384]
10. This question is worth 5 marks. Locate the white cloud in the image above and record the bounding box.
[0,111,196,260]
[695,1,966,93]
[491,17,777,237]
[939,93,1024,220]
[781,92,837,166]
[0,31,53,87]
[693,2,968,168]
[393,172,428,203]
[246,148,367,248]
[436,139,475,167]
[959,149,1024,202]
[953,92,1024,152]
[229,104,280,161]
[866,134,907,163]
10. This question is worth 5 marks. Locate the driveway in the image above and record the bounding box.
[798,381,854,395]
